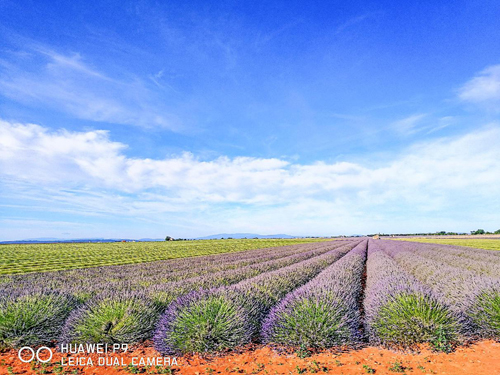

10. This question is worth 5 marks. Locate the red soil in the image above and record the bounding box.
[1,341,499,375]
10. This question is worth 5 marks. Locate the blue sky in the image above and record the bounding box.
[1,0,500,239]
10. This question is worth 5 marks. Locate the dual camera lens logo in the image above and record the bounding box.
[18,346,53,363]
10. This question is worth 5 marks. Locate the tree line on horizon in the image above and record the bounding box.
[369,229,500,237]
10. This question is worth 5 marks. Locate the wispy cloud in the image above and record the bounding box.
[392,114,457,137]
[1,119,500,237]
[0,44,183,130]
[334,13,375,36]
[458,64,500,110]
[392,113,427,136]
[254,19,303,48]
[425,116,455,135]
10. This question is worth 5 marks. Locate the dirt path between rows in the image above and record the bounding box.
[1,340,499,375]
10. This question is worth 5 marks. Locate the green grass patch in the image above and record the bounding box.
[0,238,330,275]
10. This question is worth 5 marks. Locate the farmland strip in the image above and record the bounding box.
[0,241,346,296]
[0,238,331,274]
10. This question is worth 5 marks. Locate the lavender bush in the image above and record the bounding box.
[154,241,359,354]
[364,240,461,349]
[60,291,160,344]
[261,240,367,348]
[0,289,77,348]
[153,289,251,353]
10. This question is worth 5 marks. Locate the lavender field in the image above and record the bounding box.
[0,239,498,353]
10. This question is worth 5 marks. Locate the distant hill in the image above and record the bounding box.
[195,233,297,240]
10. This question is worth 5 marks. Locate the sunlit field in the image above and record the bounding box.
[1,239,499,375]
[0,238,330,275]
[1,239,498,352]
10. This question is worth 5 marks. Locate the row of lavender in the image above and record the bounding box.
[0,240,358,348]
[363,240,461,348]
[262,240,367,348]
[364,239,499,350]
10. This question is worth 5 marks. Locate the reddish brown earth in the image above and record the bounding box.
[1,341,499,375]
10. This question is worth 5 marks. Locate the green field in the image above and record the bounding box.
[392,238,500,251]
[0,238,331,275]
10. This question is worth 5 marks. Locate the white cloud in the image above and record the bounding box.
[0,47,182,130]
[1,119,500,236]
[458,64,500,110]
